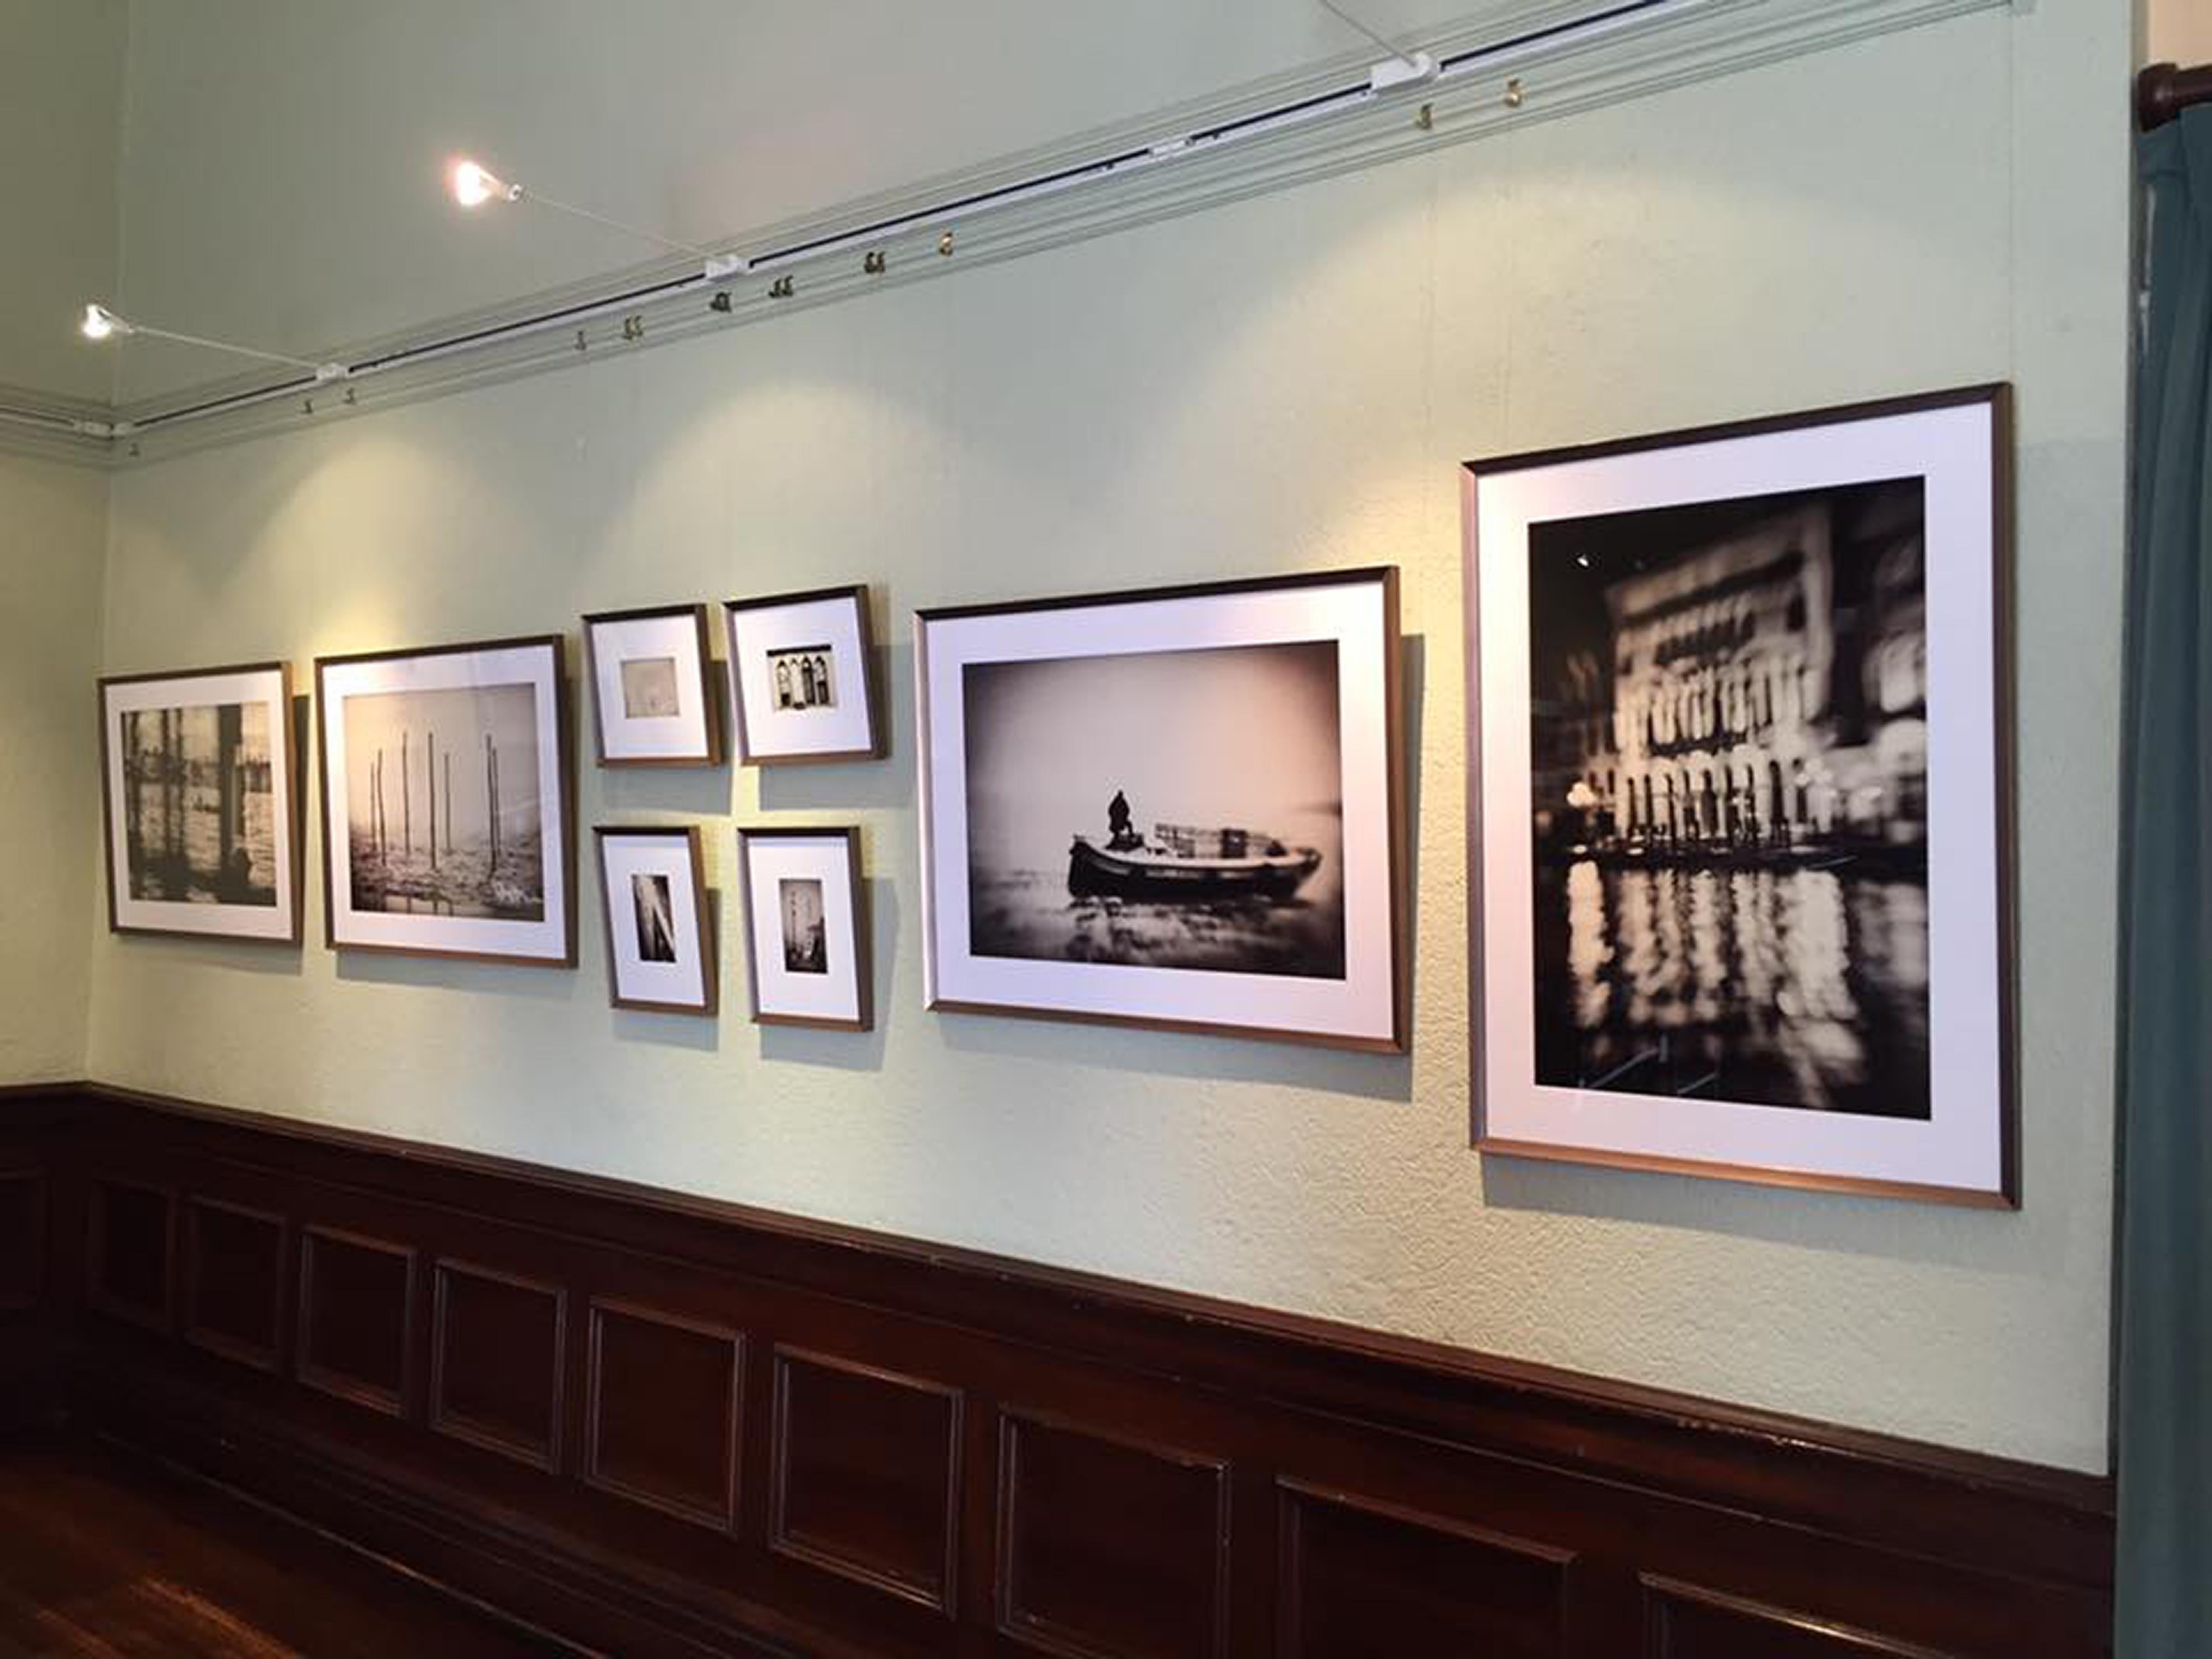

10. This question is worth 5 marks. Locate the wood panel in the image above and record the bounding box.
[430,1259,566,1471]
[585,1298,743,1530]
[0,1170,42,1311]
[183,1197,286,1370]
[7,1087,2115,1659]
[769,1345,961,1613]
[1643,1578,1965,1657]
[297,1226,415,1417]
[997,1410,1230,1659]
[1278,1480,1574,1658]
[85,1177,173,1331]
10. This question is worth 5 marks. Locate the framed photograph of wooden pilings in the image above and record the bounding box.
[596,826,717,1015]
[582,603,722,767]
[98,661,302,943]
[315,635,577,966]
[915,568,1408,1051]
[736,826,872,1030]
[723,585,883,766]
[1463,384,2016,1205]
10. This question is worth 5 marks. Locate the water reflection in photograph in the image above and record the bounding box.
[1527,477,1933,1118]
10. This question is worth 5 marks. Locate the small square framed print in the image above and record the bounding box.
[736,826,872,1030]
[98,661,302,944]
[582,604,722,767]
[724,586,883,765]
[595,826,717,1015]
[1463,384,2015,1205]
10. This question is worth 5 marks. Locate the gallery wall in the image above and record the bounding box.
[77,0,2127,1472]
[0,453,106,1081]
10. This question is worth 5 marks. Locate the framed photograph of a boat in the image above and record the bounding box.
[1463,384,2016,1206]
[915,568,1408,1051]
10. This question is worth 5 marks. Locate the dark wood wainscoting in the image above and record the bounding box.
[0,1085,2114,1658]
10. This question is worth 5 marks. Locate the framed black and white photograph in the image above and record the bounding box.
[736,826,870,1030]
[316,634,576,965]
[916,569,1407,1051]
[724,585,881,765]
[98,661,302,943]
[1464,384,2015,1204]
[583,603,722,766]
[595,826,716,1014]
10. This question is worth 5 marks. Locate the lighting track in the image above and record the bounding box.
[0,0,2002,461]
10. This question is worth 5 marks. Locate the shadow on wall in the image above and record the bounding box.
[759,875,898,1074]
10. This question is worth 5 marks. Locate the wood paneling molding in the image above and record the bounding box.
[0,1085,2117,1659]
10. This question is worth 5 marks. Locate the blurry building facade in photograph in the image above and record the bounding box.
[1527,479,1932,1118]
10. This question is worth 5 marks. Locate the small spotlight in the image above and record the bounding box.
[450,159,513,208]
[81,303,129,342]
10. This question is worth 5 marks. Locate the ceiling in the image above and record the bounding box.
[0,0,1473,409]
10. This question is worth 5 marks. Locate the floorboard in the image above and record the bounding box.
[0,1437,575,1658]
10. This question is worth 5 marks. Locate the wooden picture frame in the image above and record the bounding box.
[914,567,1408,1052]
[723,585,884,766]
[315,634,578,967]
[1463,383,2016,1206]
[582,603,723,768]
[97,660,304,945]
[736,826,872,1031]
[595,825,718,1016]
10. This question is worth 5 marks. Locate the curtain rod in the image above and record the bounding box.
[2138,61,2212,131]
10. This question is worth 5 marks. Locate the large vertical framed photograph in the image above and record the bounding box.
[916,568,1407,1051]
[316,635,577,966]
[98,662,302,943]
[582,603,722,766]
[723,585,882,765]
[1464,385,2015,1204]
[595,826,717,1015]
[736,826,872,1030]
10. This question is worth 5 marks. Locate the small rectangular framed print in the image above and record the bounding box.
[723,585,883,765]
[1463,384,2016,1206]
[316,634,577,966]
[98,661,302,943]
[596,826,717,1015]
[582,603,722,766]
[915,568,1408,1051]
[737,826,872,1030]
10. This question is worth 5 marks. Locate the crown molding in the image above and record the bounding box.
[0,0,2007,469]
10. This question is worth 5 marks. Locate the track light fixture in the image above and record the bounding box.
[447,155,742,283]
[80,303,347,380]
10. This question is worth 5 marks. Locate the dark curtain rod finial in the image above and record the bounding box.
[2138,61,2212,132]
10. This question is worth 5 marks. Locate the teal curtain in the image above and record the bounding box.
[2116,106,2212,1656]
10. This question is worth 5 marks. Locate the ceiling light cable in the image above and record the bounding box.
[450,160,743,281]
[80,304,347,380]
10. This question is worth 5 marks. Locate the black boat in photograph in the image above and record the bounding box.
[1067,822,1324,901]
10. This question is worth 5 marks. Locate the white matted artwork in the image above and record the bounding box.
[915,568,1407,1051]
[596,826,716,1015]
[583,603,722,766]
[724,586,881,765]
[98,661,301,943]
[737,826,870,1030]
[316,634,576,965]
[1463,384,2015,1206]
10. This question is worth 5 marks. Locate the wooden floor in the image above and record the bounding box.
[0,1437,572,1657]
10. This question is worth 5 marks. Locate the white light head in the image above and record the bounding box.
[80,303,131,342]
[450,159,518,209]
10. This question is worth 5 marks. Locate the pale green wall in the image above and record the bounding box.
[0,454,105,1081]
[82,0,2128,1472]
